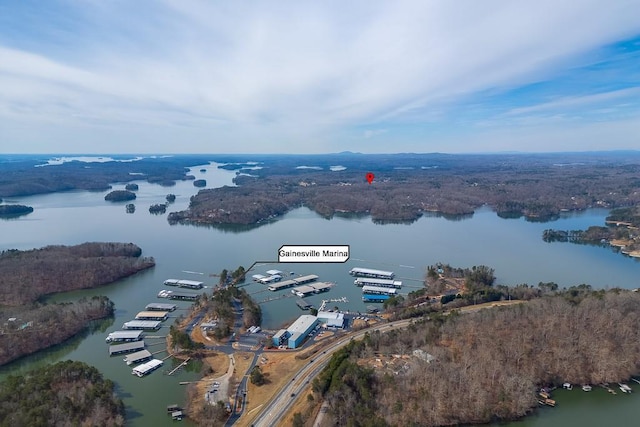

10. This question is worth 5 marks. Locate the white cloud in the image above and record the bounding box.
[1,0,640,152]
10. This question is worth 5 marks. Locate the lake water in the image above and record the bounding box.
[1,162,640,426]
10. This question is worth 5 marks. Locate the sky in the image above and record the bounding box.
[0,0,639,154]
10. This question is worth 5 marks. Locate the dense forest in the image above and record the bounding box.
[312,289,640,427]
[0,360,125,426]
[0,297,114,366]
[168,153,640,225]
[0,242,155,305]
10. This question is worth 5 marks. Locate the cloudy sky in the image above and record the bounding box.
[1,0,639,154]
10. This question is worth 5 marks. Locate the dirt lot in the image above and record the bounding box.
[237,350,311,427]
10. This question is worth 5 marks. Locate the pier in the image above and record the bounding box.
[167,357,191,376]
[318,297,348,312]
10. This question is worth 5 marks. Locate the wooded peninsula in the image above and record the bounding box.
[543,206,640,258]
[0,242,154,365]
[312,284,640,427]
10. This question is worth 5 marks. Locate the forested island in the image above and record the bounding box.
[0,204,33,217]
[167,152,640,226]
[0,242,154,365]
[543,206,640,258]
[0,360,125,426]
[311,286,640,427]
[104,190,136,202]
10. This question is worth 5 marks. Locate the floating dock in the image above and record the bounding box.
[267,279,299,291]
[124,349,153,365]
[105,330,143,343]
[354,277,402,289]
[362,293,392,302]
[268,275,319,291]
[163,279,204,289]
[135,311,169,321]
[292,282,333,297]
[132,359,163,377]
[145,303,177,312]
[109,340,145,356]
[123,320,162,330]
[361,285,398,296]
[158,290,199,300]
[349,267,395,279]
[296,298,312,310]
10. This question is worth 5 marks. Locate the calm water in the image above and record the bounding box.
[1,162,640,426]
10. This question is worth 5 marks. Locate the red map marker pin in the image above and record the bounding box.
[366,172,375,184]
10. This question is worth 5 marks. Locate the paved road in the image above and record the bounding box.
[250,319,413,427]
[225,352,260,427]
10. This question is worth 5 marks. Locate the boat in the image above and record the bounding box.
[619,383,632,393]
[562,382,572,390]
[582,385,592,392]
[539,391,551,399]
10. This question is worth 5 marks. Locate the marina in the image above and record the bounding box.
[105,330,143,343]
[132,359,163,377]
[109,341,146,356]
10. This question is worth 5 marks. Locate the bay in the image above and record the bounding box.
[1,161,639,426]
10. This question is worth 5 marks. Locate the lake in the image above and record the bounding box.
[1,161,640,426]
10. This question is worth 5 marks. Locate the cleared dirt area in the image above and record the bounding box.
[237,350,309,427]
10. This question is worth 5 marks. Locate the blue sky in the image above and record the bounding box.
[1,0,639,154]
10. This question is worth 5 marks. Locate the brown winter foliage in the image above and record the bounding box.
[319,290,640,426]
[0,297,114,366]
[0,360,125,426]
[168,153,640,226]
[0,242,155,306]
